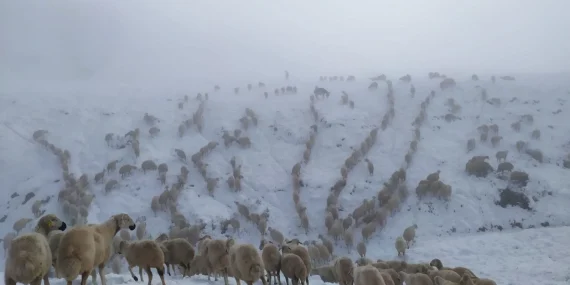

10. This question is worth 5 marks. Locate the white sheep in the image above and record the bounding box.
[5,214,67,285]
[395,237,406,256]
[117,240,166,285]
[260,239,281,285]
[47,230,65,277]
[56,213,136,285]
[229,243,267,285]
[403,224,418,248]
[354,264,386,285]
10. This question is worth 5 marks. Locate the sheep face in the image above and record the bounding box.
[37,214,67,232]
[112,213,136,231]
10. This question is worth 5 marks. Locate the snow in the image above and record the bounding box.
[1,73,570,285]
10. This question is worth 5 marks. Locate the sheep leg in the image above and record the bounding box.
[80,271,91,285]
[260,274,268,285]
[30,277,42,285]
[277,269,282,285]
[144,267,153,285]
[97,265,107,285]
[4,277,16,285]
[139,266,144,282]
[157,265,166,285]
[285,276,290,285]
[90,270,98,285]
[223,270,230,285]
[234,277,241,285]
[165,263,171,276]
[128,265,139,281]
[42,273,50,285]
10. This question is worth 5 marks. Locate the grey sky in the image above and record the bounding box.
[0,0,568,87]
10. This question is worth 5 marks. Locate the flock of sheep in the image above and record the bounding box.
[4,71,543,285]
[5,213,497,285]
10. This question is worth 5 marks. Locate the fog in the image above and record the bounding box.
[1,0,568,90]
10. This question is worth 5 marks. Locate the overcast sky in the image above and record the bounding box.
[0,0,568,88]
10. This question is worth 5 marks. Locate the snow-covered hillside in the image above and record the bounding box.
[1,73,570,284]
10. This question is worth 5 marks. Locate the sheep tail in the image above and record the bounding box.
[13,251,38,280]
[57,247,84,281]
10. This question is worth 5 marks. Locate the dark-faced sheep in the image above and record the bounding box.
[5,214,67,285]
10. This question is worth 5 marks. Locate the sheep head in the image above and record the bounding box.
[112,213,136,231]
[36,214,67,235]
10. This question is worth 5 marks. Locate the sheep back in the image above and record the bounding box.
[120,240,165,269]
[5,232,52,284]
[229,243,265,283]
[281,253,308,283]
[354,265,386,285]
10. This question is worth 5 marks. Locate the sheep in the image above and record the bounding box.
[3,232,17,257]
[105,179,119,193]
[399,271,433,285]
[136,222,147,240]
[260,239,281,285]
[354,265,386,285]
[403,224,418,248]
[56,213,136,285]
[395,237,406,256]
[141,160,158,173]
[311,265,337,283]
[466,139,475,152]
[427,269,461,283]
[48,230,65,277]
[429,259,477,279]
[161,238,195,276]
[364,158,374,175]
[281,253,307,285]
[497,162,514,173]
[149,127,160,137]
[495,151,508,162]
[204,238,234,284]
[107,160,119,173]
[237,137,252,148]
[357,241,366,258]
[228,243,267,285]
[5,214,67,285]
[530,129,540,140]
[282,244,311,285]
[94,171,105,184]
[119,164,137,178]
[268,227,285,245]
[117,240,166,285]
[32,200,43,218]
[334,257,354,285]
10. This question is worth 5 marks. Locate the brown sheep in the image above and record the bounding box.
[117,240,166,285]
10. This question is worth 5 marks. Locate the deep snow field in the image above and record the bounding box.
[1,73,570,285]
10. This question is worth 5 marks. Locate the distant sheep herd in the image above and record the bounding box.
[4,213,497,285]
[6,71,553,285]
